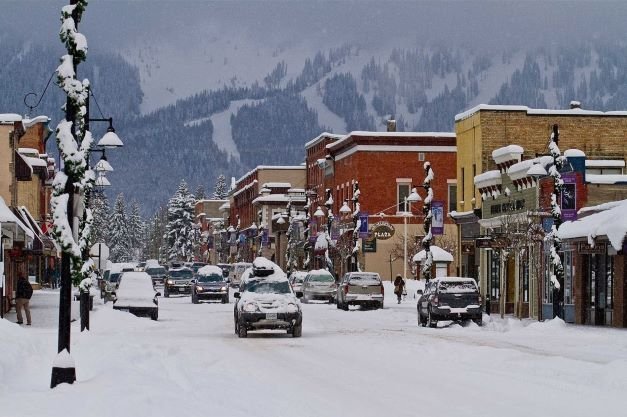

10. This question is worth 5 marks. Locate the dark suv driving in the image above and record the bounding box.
[417,277,483,327]
[164,267,194,297]
[192,265,229,304]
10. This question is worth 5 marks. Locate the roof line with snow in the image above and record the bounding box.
[455,104,627,122]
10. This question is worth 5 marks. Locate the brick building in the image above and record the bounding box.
[195,199,228,263]
[455,103,627,323]
[318,131,458,280]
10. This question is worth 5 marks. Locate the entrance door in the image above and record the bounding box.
[587,254,612,325]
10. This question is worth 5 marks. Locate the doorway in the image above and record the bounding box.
[585,253,614,325]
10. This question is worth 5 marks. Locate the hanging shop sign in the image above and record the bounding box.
[578,241,606,254]
[362,236,377,253]
[561,172,578,221]
[371,221,395,240]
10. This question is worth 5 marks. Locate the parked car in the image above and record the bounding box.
[417,277,483,327]
[145,265,167,287]
[233,257,303,338]
[336,272,384,310]
[164,267,194,297]
[289,271,308,294]
[302,269,336,303]
[113,271,160,320]
[192,265,229,304]
[231,262,253,288]
[104,272,122,303]
[136,261,146,272]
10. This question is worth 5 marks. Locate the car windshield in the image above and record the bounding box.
[245,280,291,294]
[109,273,121,283]
[169,269,192,278]
[198,274,224,283]
[349,274,380,283]
[146,267,166,276]
[438,281,478,293]
[309,274,334,283]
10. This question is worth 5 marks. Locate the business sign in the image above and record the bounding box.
[431,201,444,235]
[578,241,606,254]
[372,221,395,240]
[475,237,494,249]
[359,213,369,238]
[561,173,577,221]
[330,218,340,241]
[362,236,377,253]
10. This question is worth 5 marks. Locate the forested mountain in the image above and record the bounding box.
[3,5,627,214]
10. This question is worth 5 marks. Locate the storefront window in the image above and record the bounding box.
[564,251,574,305]
[489,250,500,300]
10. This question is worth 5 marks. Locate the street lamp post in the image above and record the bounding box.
[403,188,422,280]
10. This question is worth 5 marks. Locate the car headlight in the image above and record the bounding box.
[195,286,203,292]
[243,302,258,313]
[286,303,299,313]
[167,279,174,285]
[220,286,227,292]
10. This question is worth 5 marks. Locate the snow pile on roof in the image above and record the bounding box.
[314,233,328,250]
[474,170,502,187]
[0,113,22,123]
[585,159,625,168]
[197,265,223,276]
[586,175,627,184]
[564,149,586,157]
[413,245,454,262]
[558,199,627,250]
[492,145,523,161]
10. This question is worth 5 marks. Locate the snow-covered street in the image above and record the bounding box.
[1,282,627,417]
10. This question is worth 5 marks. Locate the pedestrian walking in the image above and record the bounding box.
[393,274,405,304]
[15,272,33,325]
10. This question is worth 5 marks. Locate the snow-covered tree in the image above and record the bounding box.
[547,124,565,318]
[166,180,196,261]
[89,191,110,247]
[109,194,131,262]
[421,162,434,282]
[195,184,206,201]
[213,174,228,199]
[128,200,144,261]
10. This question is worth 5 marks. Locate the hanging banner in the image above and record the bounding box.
[309,219,317,243]
[561,173,577,221]
[262,229,269,247]
[359,213,369,238]
[431,201,444,235]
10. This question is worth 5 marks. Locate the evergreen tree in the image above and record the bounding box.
[195,184,206,200]
[128,201,144,261]
[109,194,131,262]
[213,174,228,199]
[166,180,197,261]
[90,191,110,247]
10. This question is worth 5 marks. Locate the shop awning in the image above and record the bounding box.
[0,196,34,242]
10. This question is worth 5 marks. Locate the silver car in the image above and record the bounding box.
[336,272,384,310]
[302,270,336,304]
[289,271,308,294]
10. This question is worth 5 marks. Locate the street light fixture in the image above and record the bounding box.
[402,187,422,281]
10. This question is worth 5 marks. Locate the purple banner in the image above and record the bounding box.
[359,213,369,238]
[561,173,577,221]
[309,219,317,243]
[431,201,444,235]
[262,229,269,246]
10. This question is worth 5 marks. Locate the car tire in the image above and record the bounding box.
[222,296,229,304]
[192,295,199,304]
[378,301,384,309]
[473,317,483,327]
[292,324,302,338]
[328,298,334,305]
[238,324,248,338]
[336,301,341,309]
[151,311,158,321]
[342,302,349,311]
[427,309,437,328]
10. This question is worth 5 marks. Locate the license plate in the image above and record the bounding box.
[266,313,277,320]
[119,308,129,312]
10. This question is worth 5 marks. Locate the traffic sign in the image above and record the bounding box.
[89,242,110,261]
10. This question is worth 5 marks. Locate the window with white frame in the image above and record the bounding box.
[397,182,410,212]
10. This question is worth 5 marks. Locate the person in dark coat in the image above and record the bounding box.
[15,272,33,325]
[393,274,405,304]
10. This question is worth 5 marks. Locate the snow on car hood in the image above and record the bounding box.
[115,272,158,308]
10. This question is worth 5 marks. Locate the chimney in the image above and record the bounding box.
[386,117,396,132]
[569,100,581,109]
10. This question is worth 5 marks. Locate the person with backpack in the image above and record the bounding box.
[15,272,33,325]
[393,274,405,304]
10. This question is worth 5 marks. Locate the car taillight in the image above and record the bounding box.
[380,284,384,295]
[478,295,483,304]
[343,285,349,295]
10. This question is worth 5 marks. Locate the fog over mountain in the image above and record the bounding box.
[2,1,627,213]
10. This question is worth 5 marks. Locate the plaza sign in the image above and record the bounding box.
[372,221,395,240]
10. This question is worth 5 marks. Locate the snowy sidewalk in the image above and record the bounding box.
[3,289,84,329]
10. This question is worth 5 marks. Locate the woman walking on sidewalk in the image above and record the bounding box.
[15,273,33,325]
[393,274,405,304]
